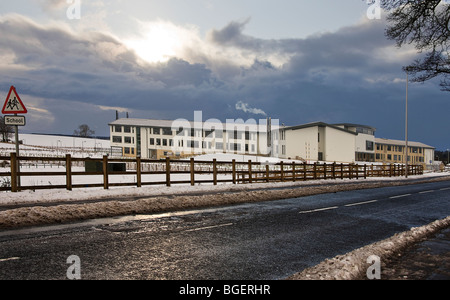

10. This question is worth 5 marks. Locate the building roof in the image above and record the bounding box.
[109,118,276,132]
[375,138,435,149]
[283,122,358,135]
[333,123,377,131]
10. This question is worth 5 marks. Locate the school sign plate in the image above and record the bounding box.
[4,115,26,126]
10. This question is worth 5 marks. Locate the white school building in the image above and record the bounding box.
[109,117,435,167]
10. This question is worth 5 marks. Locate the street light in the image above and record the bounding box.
[405,69,409,178]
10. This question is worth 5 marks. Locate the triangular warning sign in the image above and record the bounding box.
[2,86,27,114]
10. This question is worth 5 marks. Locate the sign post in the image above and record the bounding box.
[2,86,27,190]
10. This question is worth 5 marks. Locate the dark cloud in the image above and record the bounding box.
[0,15,448,149]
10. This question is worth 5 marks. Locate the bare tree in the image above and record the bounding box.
[0,116,13,142]
[74,124,95,137]
[382,0,450,91]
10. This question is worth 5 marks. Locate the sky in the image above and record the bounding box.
[0,0,449,150]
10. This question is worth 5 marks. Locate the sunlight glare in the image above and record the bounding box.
[127,22,184,63]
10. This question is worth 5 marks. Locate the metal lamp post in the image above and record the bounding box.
[405,69,409,178]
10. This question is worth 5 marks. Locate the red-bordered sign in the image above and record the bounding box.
[2,86,27,114]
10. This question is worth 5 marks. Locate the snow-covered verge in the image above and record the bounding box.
[0,173,449,229]
[287,216,450,280]
[0,172,447,206]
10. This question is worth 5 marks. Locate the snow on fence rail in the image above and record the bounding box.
[0,153,424,193]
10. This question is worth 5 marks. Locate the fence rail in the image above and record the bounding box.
[0,153,424,193]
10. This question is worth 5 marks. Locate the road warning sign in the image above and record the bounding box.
[2,86,27,114]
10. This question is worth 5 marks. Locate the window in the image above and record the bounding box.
[124,126,131,133]
[387,154,392,160]
[124,137,132,144]
[366,141,374,151]
[216,142,223,150]
[153,127,161,135]
[203,130,213,138]
[114,125,122,133]
[150,138,154,145]
[162,128,172,135]
[112,136,122,143]
[124,147,130,154]
[215,130,223,138]
[156,138,161,146]
[163,139,167,146]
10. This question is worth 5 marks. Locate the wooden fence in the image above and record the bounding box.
[0,153,423,193]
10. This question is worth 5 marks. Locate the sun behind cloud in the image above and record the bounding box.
[125,21,189,63]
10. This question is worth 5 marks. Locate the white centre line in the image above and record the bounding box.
[389,194,411,199]
[299,206,339,214]
[419,190,435,194]
[345,200,378,207]
[185,223,234,232]
[440,187,450,191]
[0,257,20,263]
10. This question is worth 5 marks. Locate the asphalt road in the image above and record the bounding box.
[0,181,449,280]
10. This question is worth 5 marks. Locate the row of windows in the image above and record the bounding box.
[376,153,424,162]
[376,144,423,154]
[111,126,258,140]
[112,125,134,133]
[112,136,135,144]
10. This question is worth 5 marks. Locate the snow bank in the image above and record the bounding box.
[288,216,450,280]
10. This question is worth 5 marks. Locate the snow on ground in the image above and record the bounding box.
[0,133,110,158]
[288,216,450,280]
[0,172,447,206]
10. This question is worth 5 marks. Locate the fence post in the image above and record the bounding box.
[364,164,367,179]
[190,158,195,186]
[232,159,236,184]
[332,162,336,180]
[266,164,270,182]
[280,161,284,182]
[213,158,217,185]
[136,156,142,188]
[313,162,317,180]
[66,154,72,191]
[303,162,307,181]
[323,163,327,180]
[103,155,109,189]
[166,157,171,187]
[10,152,17,193]
[248,160,252,184]
[292,161,296,182]
[341,163,344,180]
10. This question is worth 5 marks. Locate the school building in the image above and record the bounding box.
[108,118,435,168]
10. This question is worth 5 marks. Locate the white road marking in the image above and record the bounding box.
[299,206,339,214]
[440,187,450,191]
[0,257,20,263]
[419,190,435,194]
[185,223,234,232]
[389,194,411,199]
[345,200,378,207]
